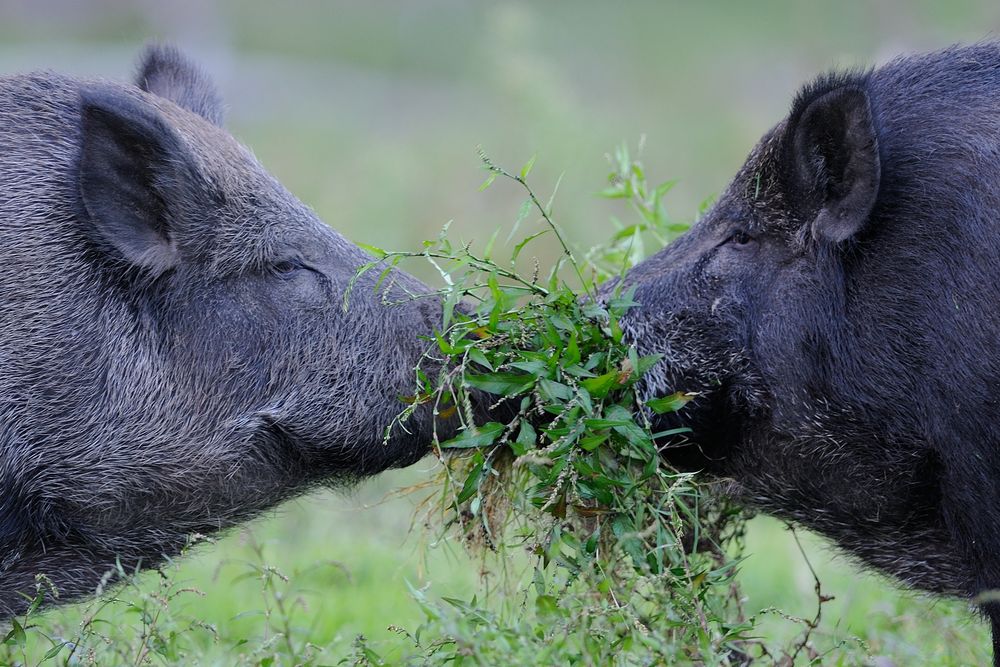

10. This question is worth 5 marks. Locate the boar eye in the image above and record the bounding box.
[726,230,753,246]
[270,258,306,276]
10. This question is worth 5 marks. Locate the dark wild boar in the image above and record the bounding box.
[615,43,1000,662]
[0,47,441,617]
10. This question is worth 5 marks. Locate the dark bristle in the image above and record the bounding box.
[787,68,873,128]
[134,43,224,126]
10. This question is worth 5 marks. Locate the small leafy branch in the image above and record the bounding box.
[354,146,756,664]
[586,139,701,282]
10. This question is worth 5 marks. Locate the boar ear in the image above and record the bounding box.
[78,86,200,275]
[135,44,224,126]
[786,84,880,244]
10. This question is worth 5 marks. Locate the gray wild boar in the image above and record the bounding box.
[0,46,441,617]
[615,43,1000,662]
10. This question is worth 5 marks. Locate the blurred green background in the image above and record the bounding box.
[2,1,998,664]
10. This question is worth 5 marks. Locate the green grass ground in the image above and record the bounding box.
[2,470,990,665]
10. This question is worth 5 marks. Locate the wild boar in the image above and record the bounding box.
[0,46,440,617]
[616,43,1000,662]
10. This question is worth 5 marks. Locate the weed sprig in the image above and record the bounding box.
[356,146,755,664]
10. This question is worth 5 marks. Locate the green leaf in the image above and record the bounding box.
[634,353,663,377]
[483,227,501,261]
[464,372,535,396]
[576,479,614,505]
[548,313,575,332]
[456,456,485,503]
[610,223,642,241]
[598,185,629,199]
[439,422,505,449]
[515,198,533,226]
[579,433,608,451]
[584,418,634,429]
[538,378,573,402]
[510,229,550,264]
[342,258,384,312]
[564,332,580,366]
[535,593,559,618]
[646,391,695,414]
[505,198,534,246]
[357,243,387,259]
[468,348,493,371]
[609,316,623,343]
[433,329,455,356]
[580,371,620,399]
[479,172,497,191]
[26,592,42,617]
[42,642,68,660]
[3,618,26,647]
[604,405,650,444]
[512,419,537,456]
[545,171,564,217]
[651,426,693,438]
[654,179,678,199]
[520,154,537,180]
[509,359,549,376]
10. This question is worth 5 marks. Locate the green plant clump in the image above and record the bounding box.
[353,145,761,665]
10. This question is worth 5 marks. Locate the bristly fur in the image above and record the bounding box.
[613,42,1000,663]
[0,47,445,617]
[786,68,872,128]
[135,44,225,126]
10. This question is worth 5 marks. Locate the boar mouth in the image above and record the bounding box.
[249,411,430,482]
[621,317,760,475]
[645,379,745,474]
